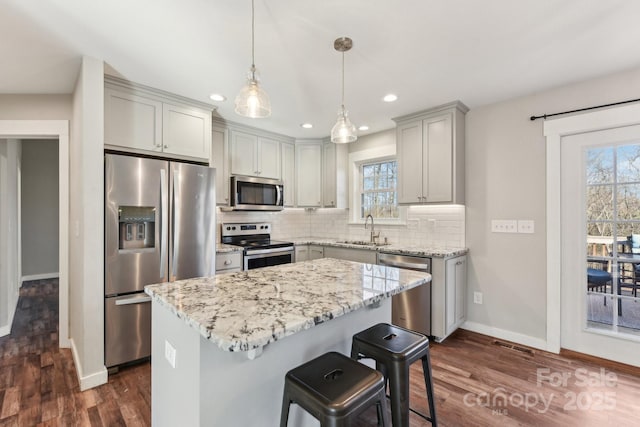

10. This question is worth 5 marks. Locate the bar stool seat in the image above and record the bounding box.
[280,351,390,427]
[351,323,438,426]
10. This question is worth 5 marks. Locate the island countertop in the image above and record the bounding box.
[144,258,431,353]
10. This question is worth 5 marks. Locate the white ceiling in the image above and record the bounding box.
[3,0,640,138]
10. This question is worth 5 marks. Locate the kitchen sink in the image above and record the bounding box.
[337,240,390,247]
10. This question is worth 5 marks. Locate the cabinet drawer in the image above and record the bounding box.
[216,253,242,271]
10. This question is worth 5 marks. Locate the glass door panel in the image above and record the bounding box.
[586,143,640,337]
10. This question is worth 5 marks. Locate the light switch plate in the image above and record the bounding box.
[491,220,517,233]
[518,220,535,234]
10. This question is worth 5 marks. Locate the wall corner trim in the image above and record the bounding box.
[70,338,108,391]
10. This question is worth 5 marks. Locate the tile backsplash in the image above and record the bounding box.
[218,205,466,248]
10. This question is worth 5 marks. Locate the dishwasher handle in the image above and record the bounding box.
[378,254,431,272]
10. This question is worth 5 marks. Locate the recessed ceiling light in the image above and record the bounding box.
[301,123,313,129]
[209,93,226,102]
[383,94,398,102]
[358,125,369,131]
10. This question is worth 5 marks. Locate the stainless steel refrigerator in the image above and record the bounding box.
[104,154,216,368]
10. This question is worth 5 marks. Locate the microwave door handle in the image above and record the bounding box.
[276,184,282,206]
[159,168,168,280]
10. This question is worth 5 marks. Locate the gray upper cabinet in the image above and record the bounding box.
[104,77,212,161]
[295,142,323,207]
[322,141,348,208]
[230,130,281,179]
[394,101,467,205]
[210,124,230,205]
[281,142,295,206]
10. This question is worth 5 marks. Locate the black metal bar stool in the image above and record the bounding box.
[280,351,390,427]
[351,323,437,426]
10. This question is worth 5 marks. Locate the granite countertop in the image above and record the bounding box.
[291,238,467,258]
[144,258,430,353]
[216,243,243,254]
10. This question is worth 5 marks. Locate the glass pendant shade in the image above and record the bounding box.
[331,106,357,143]
[235,66,271,118]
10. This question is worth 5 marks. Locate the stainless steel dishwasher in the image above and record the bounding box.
[378,252,432,337]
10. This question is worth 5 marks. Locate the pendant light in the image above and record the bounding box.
[331,37,357,143]
[235,0,271,118]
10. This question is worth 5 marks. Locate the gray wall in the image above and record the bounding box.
[21,139,59,277]
[465,66,640,342]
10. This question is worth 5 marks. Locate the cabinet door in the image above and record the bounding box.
[295,245,309,262]
[257,137,281,179]
[397,121,423,204]
[424,113,453,203]
[281,143,295,206]
[211,126,230,205]
[105,88,162,152]
[230,131,258,176]
[323,143,336,207]
[445,255,467,334]
[296,143,322,207]
[323,246,376,264]
[308,245,325,260]
[162,104,211,160]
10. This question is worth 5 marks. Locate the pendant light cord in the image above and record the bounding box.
[251,0,255,69]
[341,51,345,108]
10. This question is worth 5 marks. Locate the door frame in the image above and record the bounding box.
[0,120,69,348]
[545,103,640,354]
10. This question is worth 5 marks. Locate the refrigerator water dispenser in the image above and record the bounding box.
[118,206,156,250]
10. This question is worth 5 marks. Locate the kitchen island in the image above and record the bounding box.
[144,258,431,427]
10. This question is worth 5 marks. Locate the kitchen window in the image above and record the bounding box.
[348,140,405,224]
[360,160,399,219]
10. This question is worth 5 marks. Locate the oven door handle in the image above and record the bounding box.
[244,247,295,257]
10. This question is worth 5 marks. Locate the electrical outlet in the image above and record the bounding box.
[491,220,517,233]
[473,291,483,304]
[165,340,176,368]
[518,220,535,234]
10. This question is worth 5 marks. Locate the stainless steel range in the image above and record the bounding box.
[221,222,294,270]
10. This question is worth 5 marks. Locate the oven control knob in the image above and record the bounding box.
[232,226,236,230]
[226,226,230,230]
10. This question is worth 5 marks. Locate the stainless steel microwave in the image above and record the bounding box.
[230,175,284,211]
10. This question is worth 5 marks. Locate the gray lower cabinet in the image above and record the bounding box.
[295,245,324,262]
[431,254,467,341]
[215,252,242,274]
[323,246,377,264]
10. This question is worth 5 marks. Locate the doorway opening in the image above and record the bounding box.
[0,120,69,348]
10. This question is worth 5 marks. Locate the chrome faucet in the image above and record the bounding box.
[365,214,380,244]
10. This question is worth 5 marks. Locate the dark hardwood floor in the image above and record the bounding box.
[2,278,640,426]
[0,279,149,426]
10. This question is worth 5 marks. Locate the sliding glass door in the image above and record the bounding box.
[585,144,640,336]
[561,124,640,362]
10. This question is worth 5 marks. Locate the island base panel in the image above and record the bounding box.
[151,300,391,427]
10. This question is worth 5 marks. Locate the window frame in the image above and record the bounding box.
[359,158,400,220]
[348,145,406,225]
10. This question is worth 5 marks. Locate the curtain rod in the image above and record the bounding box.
[530,98,640,121]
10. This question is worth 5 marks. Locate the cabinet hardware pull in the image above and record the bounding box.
[224,260,232,265]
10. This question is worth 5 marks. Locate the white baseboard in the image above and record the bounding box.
[461,320,551,352]
[0,324,10,338]
[0,291,19,338]
[21,272,60,283]
[70,338,108,391]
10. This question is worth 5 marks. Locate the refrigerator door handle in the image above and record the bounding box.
[171,170,180,279]
[115,295,152,306]
[160,168,168,278]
